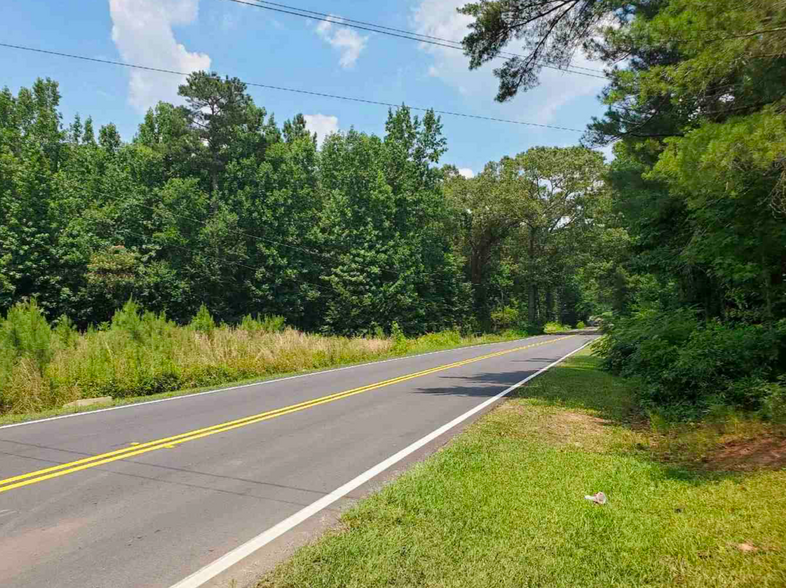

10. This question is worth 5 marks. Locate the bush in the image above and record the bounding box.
[576,321,586,329]
[190,304,217,334]
[521,321,545,335]
[241,313,287,333]
[391,321,406,350]
[595,309,786,415]
[761,377,786,423]
[491,305,519,331]
[1,299,54,374]
[54,315,79,348]
[543,321,569,334]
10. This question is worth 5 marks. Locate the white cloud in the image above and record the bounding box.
[304,114,340,146]
[109,0,211,113]
[315,17,369,69]
[458,168,475,178]
[410,0,606,124]
[597,141,617,162]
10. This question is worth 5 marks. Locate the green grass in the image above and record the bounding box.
[258,351,786,588]
[0,328,531,426]
[543,321,572,334]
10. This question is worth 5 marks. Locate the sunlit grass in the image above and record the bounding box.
[0,306,530,425]
[259,352,786,588]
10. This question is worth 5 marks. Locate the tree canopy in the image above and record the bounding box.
[0,72,615,335]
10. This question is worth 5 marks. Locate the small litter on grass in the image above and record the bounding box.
[584,492,607,505]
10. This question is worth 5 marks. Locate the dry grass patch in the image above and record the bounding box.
[1,299,531,422]
[646,414,786,472]
[705,436,786,472]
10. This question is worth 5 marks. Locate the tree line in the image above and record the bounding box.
[0,72,612,336]
[459,0,786,416]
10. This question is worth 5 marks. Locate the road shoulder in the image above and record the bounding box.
[253,349,786,588]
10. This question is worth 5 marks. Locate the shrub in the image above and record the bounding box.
[54,315,79,348]
[595,309,786,415]
[391,321,406,350]
[241,313,286,333]
[576,321,586,329]
[543,321,568,334]
[761,377,786,423]
[491,305,519,331]
[517,318,545,335]
[594,307,698,377]
[0,299,54,374]
[190,304,216,334]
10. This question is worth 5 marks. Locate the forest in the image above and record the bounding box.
[0,74,609,335]
[2,0,786,420]
[0,72,611,414]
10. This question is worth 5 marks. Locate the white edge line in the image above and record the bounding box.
[169,338,595,588]
[0,335,560,431]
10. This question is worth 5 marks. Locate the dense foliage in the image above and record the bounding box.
[0,72,610,413]
[443,147,610,329]
[0,72,602,338]
[461,0,786,416]
[0,74,472,334]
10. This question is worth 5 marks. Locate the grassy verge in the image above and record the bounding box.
[0,325,530,427]
[259,350,786,588]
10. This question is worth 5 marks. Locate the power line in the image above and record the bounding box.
[251,0,606,74]
[251,0,607,74]
[0,42,585,132]
[221,0,608,79]
[241,0,786,65]
[239,2,786,63]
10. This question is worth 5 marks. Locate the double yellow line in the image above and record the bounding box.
[0,336,574,495]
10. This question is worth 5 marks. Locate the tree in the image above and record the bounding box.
[460,0,786,324]
[177,71,267,197]
[512,147,606,323]
[446,146,606,324]
[459,0,624,102]
[318,108,470,335]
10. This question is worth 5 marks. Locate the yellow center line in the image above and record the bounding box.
[0,336,574,494]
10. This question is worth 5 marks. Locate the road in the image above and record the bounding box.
[0,332,595,588]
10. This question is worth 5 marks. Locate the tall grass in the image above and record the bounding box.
[0,300,520,416]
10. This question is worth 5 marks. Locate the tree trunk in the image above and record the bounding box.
[545,287,554,322]
[527,229,539,325]
[762,249,773,322]
[528,283,540,324]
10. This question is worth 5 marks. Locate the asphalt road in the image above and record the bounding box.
[0,332,595,588]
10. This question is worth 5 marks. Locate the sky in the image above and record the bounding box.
[2,0,612,176]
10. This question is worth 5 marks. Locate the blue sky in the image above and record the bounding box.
[2,0,611,176]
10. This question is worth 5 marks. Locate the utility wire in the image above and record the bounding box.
[238,1,784,64]
[250,0,605,74]
[0,43,585,132]
[235,2,786,59]
[222,0,608,78]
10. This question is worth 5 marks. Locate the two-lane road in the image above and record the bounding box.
[0,333,595,587]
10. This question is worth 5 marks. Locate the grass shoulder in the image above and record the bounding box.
[259,349,786,588]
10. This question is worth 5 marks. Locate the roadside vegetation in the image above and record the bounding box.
[2,0,784,438]
[259,351,786,588]
[0,74,601,343]
[454,0,786,428]
[0,298,536,419]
